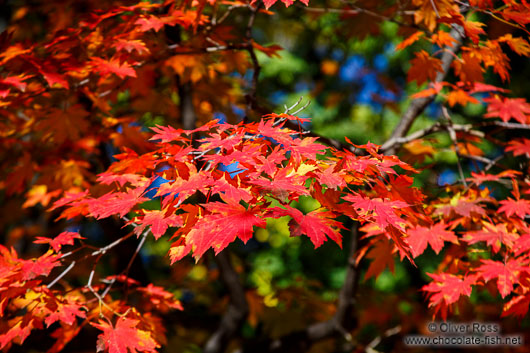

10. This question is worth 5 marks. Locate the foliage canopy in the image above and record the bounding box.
[2,0,530,352]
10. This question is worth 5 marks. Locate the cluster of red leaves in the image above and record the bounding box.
[2,133,184,351]
[4,111,528,350]
[55,114,425,262]
[0,229,182,352]
[0,113,429,351]
[3,0,530,351]
[415,180,530,320]
[0,0,281,210]
[388,0,530,321]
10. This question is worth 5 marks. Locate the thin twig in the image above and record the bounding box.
[284,96,304,114]
[86,268,120,316]
[122,229,149,277]
[381,27,463,155]
[47,261,76,288]
[291,99,311,116]
[91,233,134,257]
[365,325,402,353]
[213,4,250,26]
[244,3,263,119]
[443,107,467,187]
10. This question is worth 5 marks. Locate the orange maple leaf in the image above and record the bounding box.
[407,50,443,85]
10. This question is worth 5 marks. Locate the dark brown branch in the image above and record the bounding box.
[176,76,197,131]
[244,3,263,120]
[381,28,463,155]
[248,224,360,352]
[443,107,467,187]
[204,251,249,353]
[477,121,530,130]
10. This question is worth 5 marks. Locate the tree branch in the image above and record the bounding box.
[244,3,263,120]
[249,224,360,352]
[381,28,463,155]
[177,76,197,131]
[204,251,249,353]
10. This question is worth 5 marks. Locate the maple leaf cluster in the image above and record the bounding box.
[55,115,425,261]
[0,112,429,351]
[0,229,181,352]
[386,0,530,321]
[2,0,530,351]
[0,0,281,207]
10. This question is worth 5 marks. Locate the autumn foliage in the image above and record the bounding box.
[2,0,530,352]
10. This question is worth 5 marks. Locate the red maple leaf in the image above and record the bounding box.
[0,74,31,97]
[34,231,84,252]
[21,251,61,280]
[203,145,262,167]
[135,11,194,32]
[514,233,530,257]
[114,39,149,55]
[315,163,346,190]
[203,202,266,244]
[502,294,530,318]
[29,59,69,89]
[506,139,530,156]
[423,273,477,320]
[135,16,167,32]
[249,169,310,200]
[467,170,521,185]
[436,199,486,218]
[97,172,149,187]
[0,317,35,350]
[91,57,137,79]
[256,119,293,147]
[211,175,253,203]
[343,194,408,231]
[502,9,530,25]
[406,223,458,257]
[200,132,243,151]
[476,259,525,298]
[185,202,266,259]
[44,298,87,326]
[379,174,425,205]
[340,154,380,175]
[149,125,188,143]
[264,112,311,123]
[92,317,158,353]
[261,0,309,10]
[267,205,344,248]
[484,96,530,124]
[51,190,89,211]
[132,210,183,240]
[498,198,530,219]
[138,283,183,312]
[254,145,286,176]
[364,238,395,280]
[463,222,518,253]
[158,172,214,205]
[287,137,326,162]
[86,188,148,219]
